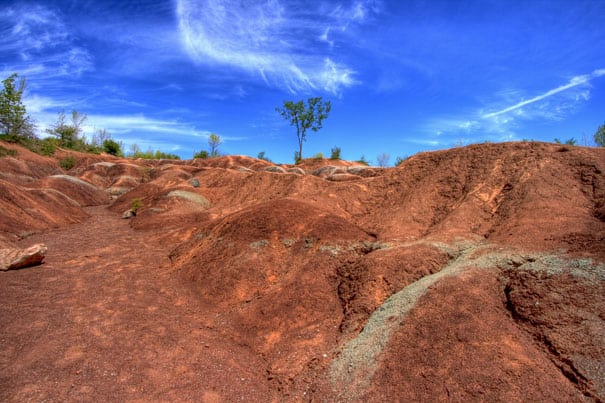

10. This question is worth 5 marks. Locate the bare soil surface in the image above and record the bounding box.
[1,140,604,401]
[1,206,276,402]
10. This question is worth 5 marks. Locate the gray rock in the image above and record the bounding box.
[286,167,306,175]
[312,166,346,178]
[263,166,287,174]
[122,209,136,219]
[189,178,200,188]
[0,243,47,271]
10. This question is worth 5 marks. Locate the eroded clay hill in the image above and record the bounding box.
[1,140,604,401]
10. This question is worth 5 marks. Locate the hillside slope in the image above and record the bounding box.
[0,141,603,401]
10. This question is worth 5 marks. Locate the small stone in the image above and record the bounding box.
[189,178,200,188]
[122,209,136,219]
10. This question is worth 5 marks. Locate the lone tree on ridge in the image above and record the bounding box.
[276,97,331,163]
[0,73,36,142]
[208,133,222,157]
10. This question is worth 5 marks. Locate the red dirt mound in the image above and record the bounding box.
[0,143,61,184]
[1,140,604,401]
[189,154,273,171]
[38,175,110,206]
[357,142,604,258]
[361,269,586,402]
[170,198,375,388]
[0,178,88,243]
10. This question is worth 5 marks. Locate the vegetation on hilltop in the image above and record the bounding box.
[2,73,603,166]
[276,97,331,163]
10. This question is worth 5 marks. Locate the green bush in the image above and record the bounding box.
[131,198,142,212]
[257,151,271,162]
[193,150,209,159]
[102,139,122,156]
[130,146,180,160]
[356,155,369,166]
[38,138,58,156]
[395,156,408,166]
[330,146,341,160]
[59,155,76,170]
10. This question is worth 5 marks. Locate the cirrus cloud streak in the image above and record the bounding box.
[175,0,377,94]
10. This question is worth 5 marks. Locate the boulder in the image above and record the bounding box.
[312,166,346,178]
[0,243,47,271]
[263,166,287,174]
[286,167,306,175]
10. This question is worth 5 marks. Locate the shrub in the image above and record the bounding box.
[131,198,142,213]
[59,156,76,170]
[38,137,58,156]
[554,138,577,145]
[313,152,324,160]
[194,150,209,159]
[356,155,370,166]
[395,156,408,166]
[330,146,341,160]
[102,139,123,156]
[257,151,271,162]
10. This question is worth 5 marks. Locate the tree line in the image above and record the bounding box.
[3,73,604,165]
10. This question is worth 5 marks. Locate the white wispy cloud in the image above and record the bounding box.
[176,0,376,94]
[417,68,605,146]
[0,4,94,83]
[482,69,605,118]
[85,114,208,138]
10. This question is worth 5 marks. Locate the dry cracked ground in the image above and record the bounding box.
[0,140,604,401]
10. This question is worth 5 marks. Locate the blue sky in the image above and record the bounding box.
[1,0,604,163]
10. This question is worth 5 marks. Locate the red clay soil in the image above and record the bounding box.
[362,269,588,402]
[0,140,604,401]
[1,206,277,401]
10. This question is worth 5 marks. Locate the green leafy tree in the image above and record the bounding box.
[102,139,123,156]
[276,97,331,163]
[46,110,87,149]
[208,133,222,157]
[595,122,605,147]
[0,74,36,142]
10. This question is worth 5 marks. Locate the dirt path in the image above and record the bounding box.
[0,206,274,402]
